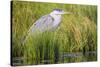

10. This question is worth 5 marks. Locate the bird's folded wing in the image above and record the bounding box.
[22,15,54,44]
[28,14,54,33]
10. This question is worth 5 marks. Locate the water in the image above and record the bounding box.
[12,51,97,65]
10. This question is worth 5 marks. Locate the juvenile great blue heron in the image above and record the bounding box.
[22,9,70,43]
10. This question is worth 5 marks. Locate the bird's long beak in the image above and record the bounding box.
[61,12,72,14]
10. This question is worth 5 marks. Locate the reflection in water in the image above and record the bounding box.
[12,51,97,65]
[60,51,97,63]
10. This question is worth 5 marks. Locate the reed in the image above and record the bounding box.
[11,1,97,65]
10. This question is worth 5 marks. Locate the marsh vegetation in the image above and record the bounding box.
[11,1,97,65]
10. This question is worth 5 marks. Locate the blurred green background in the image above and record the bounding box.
[11,1,97,65]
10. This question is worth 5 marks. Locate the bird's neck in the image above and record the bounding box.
[50,13,61,20]
[50,13,62,26]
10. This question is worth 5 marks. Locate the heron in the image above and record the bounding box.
[22,9,71,44]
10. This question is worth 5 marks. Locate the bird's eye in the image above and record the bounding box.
[54,9,62,12]
[58,9,62,12]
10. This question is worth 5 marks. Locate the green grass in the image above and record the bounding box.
[11,1,97,65]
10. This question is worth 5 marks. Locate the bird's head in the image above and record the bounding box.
[50,9,71,15]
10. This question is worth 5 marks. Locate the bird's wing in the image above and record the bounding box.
[22,15,54,44]
[28,14,54,33]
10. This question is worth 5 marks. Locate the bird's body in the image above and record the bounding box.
[22,9,70,44]
[28,13,62,34]
[28,14,55,33]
